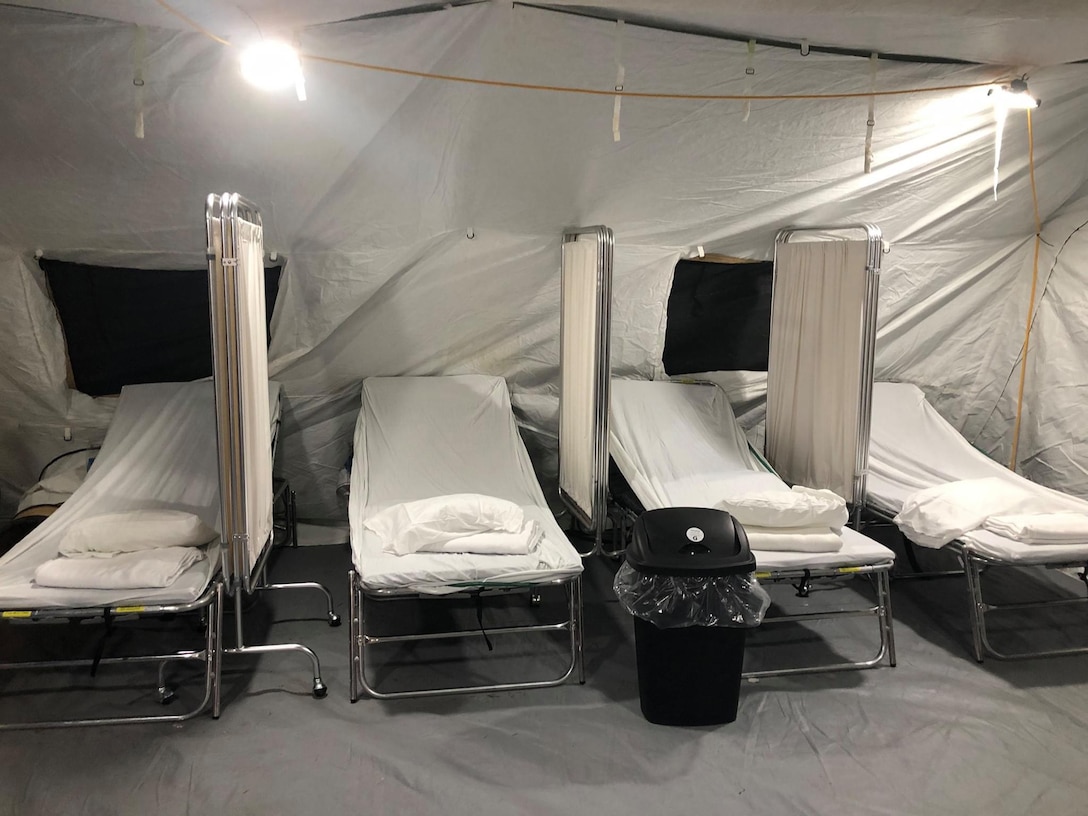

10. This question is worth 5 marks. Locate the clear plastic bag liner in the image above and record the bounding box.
[614,562,771,629]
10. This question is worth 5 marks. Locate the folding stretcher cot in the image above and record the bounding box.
[0,381,278,727]
[347,375,584,700]
[0,191,336,728]
[608,378,897,677]
[867,381,1088,661]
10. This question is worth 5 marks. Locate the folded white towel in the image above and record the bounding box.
[983,513,1088,544]
[58,509,218,558]
[744,526,843,553]
[720,485,848,530]
[34,547,207,589]
[408,520,545,555]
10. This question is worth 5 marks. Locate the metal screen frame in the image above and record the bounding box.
[770,223,883,517]
[206,192,267,593]
[558,226,613,555]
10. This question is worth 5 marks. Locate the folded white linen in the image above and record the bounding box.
[408,519,545,555]
[982,513,1088,544]
[366,494,527,556]
[895,477,1060,548]
[744,526,843,553]
[34,547,207,589]
[720,485,848,530]
[58,510,218,559]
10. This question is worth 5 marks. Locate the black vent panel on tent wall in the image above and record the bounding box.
[40,259,281,397]
[662,258,774,376]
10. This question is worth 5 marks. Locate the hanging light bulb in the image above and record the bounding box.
[989,76,1041,110]
[240,40,302,92]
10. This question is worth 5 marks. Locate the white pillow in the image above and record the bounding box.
[720,484,847,530]
[365,494,525,556]
[58,510,218,558]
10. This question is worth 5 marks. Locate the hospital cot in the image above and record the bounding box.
[608,378,897,677]
[347,374,585,700]
[867,381,1088,661]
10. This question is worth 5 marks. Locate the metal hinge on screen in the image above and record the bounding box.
[221,257,237,267]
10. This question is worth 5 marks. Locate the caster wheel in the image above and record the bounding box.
[312,682,328,699]
[328,614,342,628]
[158,687,177,706]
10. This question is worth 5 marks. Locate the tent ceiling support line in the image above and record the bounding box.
[515,3,981,65]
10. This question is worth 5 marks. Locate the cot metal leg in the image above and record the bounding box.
[259,581,341,627]
[961,551,987,663]
[878,569,896,666]
[212,580,224,718]
[573,577,585,685]
[349,570,361,704]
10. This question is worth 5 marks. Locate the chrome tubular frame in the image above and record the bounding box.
[744,562,896,678]
[206,192,337,700]
[953,542,1088,662]
[771,223,883,523]
[0,582,224,730]
[348,570,584,701]
[558,226,615,556]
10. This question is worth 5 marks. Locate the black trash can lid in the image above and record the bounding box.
[627,507,755,577]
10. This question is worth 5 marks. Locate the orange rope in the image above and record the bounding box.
[1008,108,1042,471]
[154,0,231,46]
[303,53,1001,101]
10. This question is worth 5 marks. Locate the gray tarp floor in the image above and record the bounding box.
[2,531,1088,816]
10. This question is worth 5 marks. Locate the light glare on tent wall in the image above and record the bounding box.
[989,78,1040,110]
[240,41,302,93]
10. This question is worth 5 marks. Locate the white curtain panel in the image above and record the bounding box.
[767,240,869,501]
[558,236,602,525]
[233,218,274,579]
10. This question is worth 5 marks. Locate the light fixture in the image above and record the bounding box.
[989,76,1041,110]
[240,40,303,93]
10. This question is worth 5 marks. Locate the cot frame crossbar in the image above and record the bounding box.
[348,570,584,700]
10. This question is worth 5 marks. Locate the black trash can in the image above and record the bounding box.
[614,507,768,727]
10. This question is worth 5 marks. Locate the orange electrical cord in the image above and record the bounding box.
[1008,108,1043,471]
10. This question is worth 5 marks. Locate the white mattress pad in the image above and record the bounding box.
[609,379,893,571]
[868,382,1088,563]
[348,376,582,593]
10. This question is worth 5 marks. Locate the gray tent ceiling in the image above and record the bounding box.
[4,0,1088,65]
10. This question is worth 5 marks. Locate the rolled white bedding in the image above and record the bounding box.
[720,485,848,530]
[744,526,843,553]
[34,547,207,590]
[982,513,1088,545]
[366,494,542,556]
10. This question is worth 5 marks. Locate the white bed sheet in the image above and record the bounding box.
[0,381,282,609]
[868,382,1088,563]
[609,380,893,571]
[348,376,583,593]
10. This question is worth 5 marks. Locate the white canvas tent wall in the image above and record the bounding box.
[1,1,1087,524]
